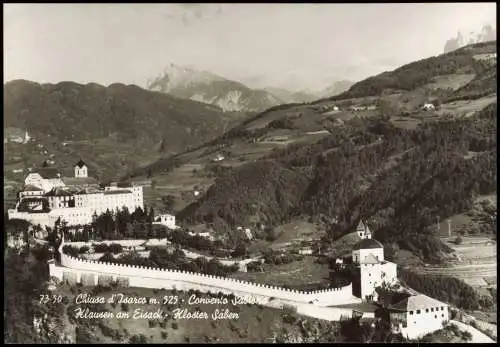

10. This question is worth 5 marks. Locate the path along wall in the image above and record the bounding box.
[50,252,360,307]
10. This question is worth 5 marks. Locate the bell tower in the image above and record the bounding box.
[74,159,88,178]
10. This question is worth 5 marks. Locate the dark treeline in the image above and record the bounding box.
[330,42,493,100]
[5,245,63,343]
[95,247,238,277]
[58,206,162,242]
[399,269,494,310]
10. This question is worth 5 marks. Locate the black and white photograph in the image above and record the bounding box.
[3,2,497,344]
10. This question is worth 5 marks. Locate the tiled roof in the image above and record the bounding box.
[37,168,61,179]
[75,159,86,168]
[360,253,380,264]
[356,220,372,234]
[389,294,447,312]
[23,185,44,191]
[103,189,132,195]
[62,177,98,186]
[44,187,75,196]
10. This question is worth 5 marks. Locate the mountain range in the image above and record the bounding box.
[3,80,245,182]
[444,24,496,53]
[125,41,497,265]
[147,64,283,112]
[146,64,355,111]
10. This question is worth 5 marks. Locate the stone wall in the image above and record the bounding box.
[51,253,359,307]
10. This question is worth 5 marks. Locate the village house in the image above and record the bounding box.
[422,103,435,111]
[153,214,178,229]
[388,294,449,340]
[213,153,225,162]
[187,230,214,241]
[236,226,253,240]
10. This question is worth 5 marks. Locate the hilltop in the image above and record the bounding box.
[147,64,283,112]
[3,80,248,185]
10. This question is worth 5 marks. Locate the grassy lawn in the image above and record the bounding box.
[229,257,330,288]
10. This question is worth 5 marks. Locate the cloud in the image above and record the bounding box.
[162,4,225,27]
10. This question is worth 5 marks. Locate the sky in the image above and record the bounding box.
[4,3,496,92]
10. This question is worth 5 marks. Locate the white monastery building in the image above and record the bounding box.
[8,160,144,228]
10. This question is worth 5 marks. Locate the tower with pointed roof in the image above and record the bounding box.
[24,129,31,144]
[356,220,372,239]
[74,159,88,178]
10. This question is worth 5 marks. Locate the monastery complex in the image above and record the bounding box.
[8,160,144,228]
[7,162,450,340]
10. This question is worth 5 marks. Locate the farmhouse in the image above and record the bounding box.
[153,214,178,229]
[388,294,449,340]
[8,160,144,228]
[422,103,435,111]
[213,154,225,162]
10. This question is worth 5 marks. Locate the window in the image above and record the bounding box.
[431,308,434,312]
[416,310,421,314]
[435,315,437,319]
[441,314,444,318]
[441,307,444,311]
[425,309,429,313]
[409,311,414,315]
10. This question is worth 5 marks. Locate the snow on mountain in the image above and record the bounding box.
[147,64,225,93]
[444,24,496,53]
[147,64,283,112]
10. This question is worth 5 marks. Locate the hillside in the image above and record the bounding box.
[318,80,355,98]
[131,41,496,264]
[324,41,496,101]
[262,87,317,104]
[147,64,283,112]
[3,80,247,185]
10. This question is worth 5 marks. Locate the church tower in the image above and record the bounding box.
[74,159,88,178]
[24,129,31,144]
[356,220,372,239]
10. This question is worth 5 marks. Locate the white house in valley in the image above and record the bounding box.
[8,160,144,228]
[388,294,449,340]
[422,103,435,111]
[153,214,178,229]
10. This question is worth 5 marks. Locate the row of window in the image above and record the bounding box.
[409,314,445,326]
[409,306,446,315]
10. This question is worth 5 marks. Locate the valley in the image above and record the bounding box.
[4,36,497,344]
